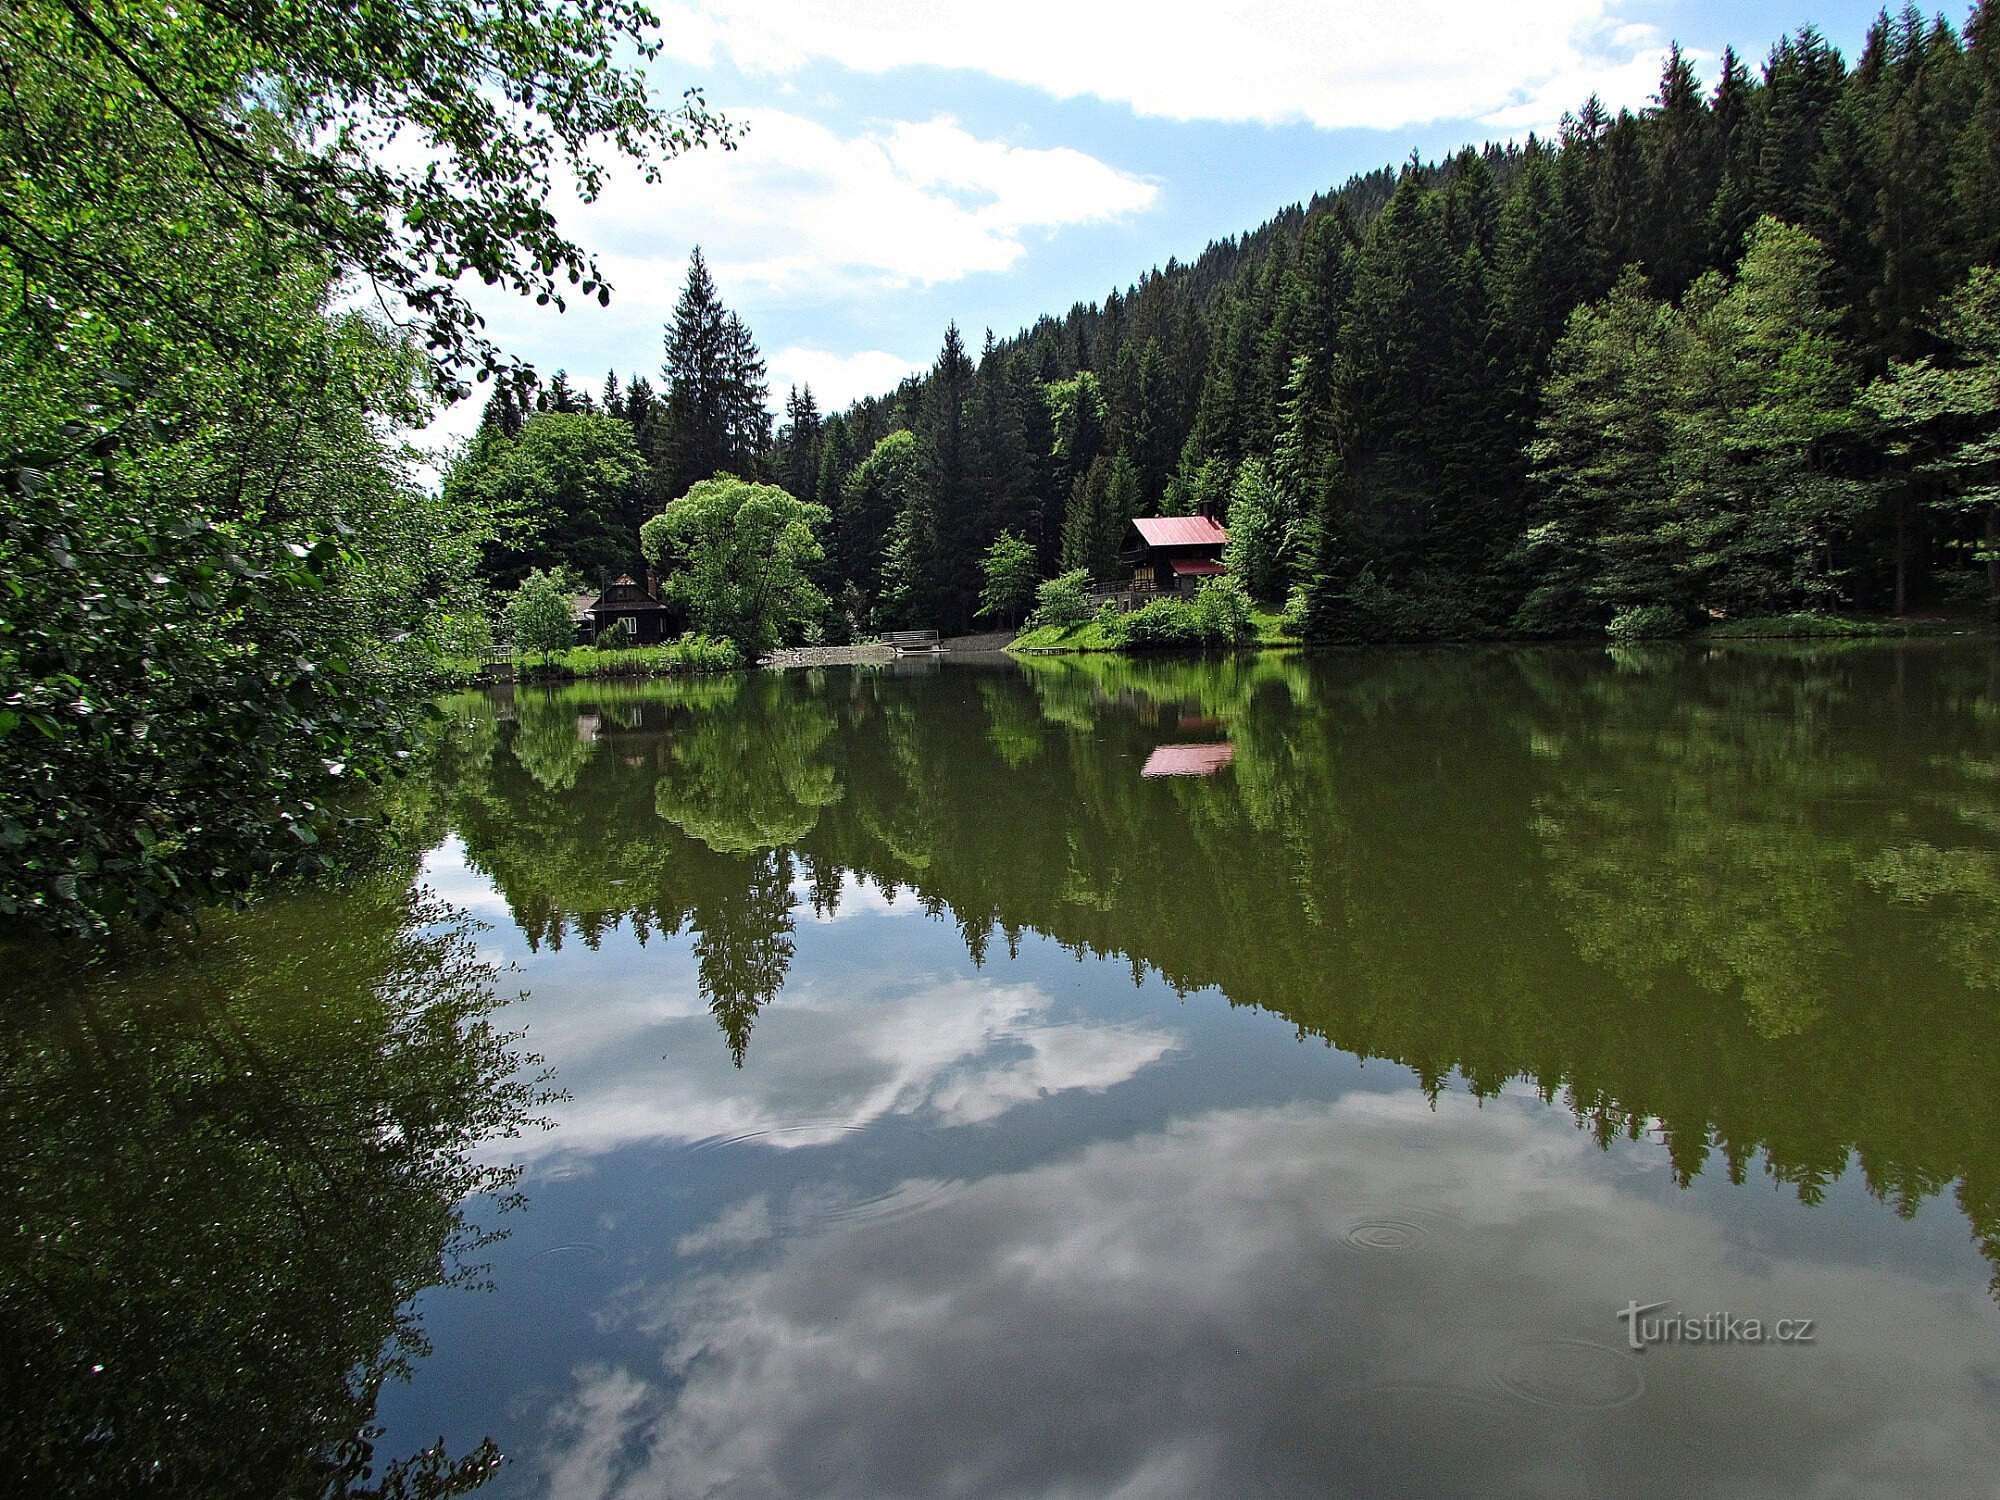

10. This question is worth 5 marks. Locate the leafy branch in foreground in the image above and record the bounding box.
[0,0,730,939]
[2,0,737,394]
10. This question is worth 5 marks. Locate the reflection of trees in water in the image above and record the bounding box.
[437,646,2000,1286]
[0,885,543,1498]
[694,851,799,1067]
[653,677,840,854]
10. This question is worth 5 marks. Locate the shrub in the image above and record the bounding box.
[1280,583,1310,638]
[1031,568,1094,627]
[1606,604,1689,640]
[1117,597,1202,648]
[1192,576,1253,644]
[429,609,495,660]
[593,617,633,650]
[505,568,580,660]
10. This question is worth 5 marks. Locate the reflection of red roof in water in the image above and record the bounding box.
[1132,515,1228,548]
[1141,742,1235,778]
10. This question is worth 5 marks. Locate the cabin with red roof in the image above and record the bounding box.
[1119,514,1229,597]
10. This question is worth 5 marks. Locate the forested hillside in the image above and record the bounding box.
[491,6,2000,639]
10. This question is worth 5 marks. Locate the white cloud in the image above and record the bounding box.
[530,1095,2000,1498]
[660,0,1683,136]
[622,110,1157,294]
[402,107,1152,455]
[765,346,927,411]
[491,965,1178,1165]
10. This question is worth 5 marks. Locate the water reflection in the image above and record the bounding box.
[534,1095,2000,1498]
[387,641,2000,1497]
[428,645,2000,1279]
[0,885,541,1499]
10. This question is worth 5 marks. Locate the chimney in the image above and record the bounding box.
[645,567,660,599]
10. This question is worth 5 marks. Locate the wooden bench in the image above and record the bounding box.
[882,630,941,653]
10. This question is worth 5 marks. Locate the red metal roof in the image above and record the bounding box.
[1131,515,1228,548]
[1140,742,1236,778]
[1168,558,1227,577]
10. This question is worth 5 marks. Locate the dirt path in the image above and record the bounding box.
[759,642,895,669]
[938,631,1016,653]
[760,631,1017,669]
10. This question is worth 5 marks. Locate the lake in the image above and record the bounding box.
[7,641,2000,1497]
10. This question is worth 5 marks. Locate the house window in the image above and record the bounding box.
[622,616,639,634]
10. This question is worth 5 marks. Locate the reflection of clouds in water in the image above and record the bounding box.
[791,872,925,923]
[536,1093,2000,1500]
[417,838,519,921]
[503,972,1176,1165]
[674,1196,774,1258]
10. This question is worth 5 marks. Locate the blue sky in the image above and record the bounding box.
[420,0,1910,450]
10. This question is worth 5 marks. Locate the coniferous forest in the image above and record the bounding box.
[463,6,2000,640]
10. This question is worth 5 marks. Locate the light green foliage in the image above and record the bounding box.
[439,636,742,683]
[1864,265,2000,618]
[1521,219,1863,634]
[445,412,649,586]
[977,531,1039,625]
[505,569,580,661]
[1031,569,1095,627]
[1666,218,1862,613]
[0,0,723,939]
[1280,583,1311,637]
[0,0,729,395]
[1044,372,1109,470]
[836,431,922,600]
[640,476,829,653]
[1115,578,1254,650]
[1221,458,1292,603]
[1607,604,1690,640]
[1192,576,1255,643]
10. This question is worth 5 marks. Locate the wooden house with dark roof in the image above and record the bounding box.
[1119,514,1229,597]
[582,574,680,644]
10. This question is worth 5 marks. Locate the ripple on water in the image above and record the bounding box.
[683,1122,873,1152]
[1489,1338,1646,1412]
[1337,1203,1462,1252]
[526,1242,608,1273]
[787,1176,965,1234]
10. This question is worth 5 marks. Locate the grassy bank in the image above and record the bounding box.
[436,635,744,685]
[1012,610,1979,655]
[1699,613,1971,639]
[1011,609,1297,654]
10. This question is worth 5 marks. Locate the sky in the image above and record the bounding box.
[414,0,1909,455]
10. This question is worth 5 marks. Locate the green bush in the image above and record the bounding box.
[444,632,744,683]
[1607,604,1689,640]
[505,568,580,660]
[1031,568,1095,627]
[1280,583,1310,638]
[1117,597,1203,647]
[1116,579,1253,650]
[1192,576,1254,644]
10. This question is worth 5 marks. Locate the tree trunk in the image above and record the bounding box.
[1894,490,1909,616]
[1987,501,1999,626]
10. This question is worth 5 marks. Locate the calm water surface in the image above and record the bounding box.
[8,642,2000,1497]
